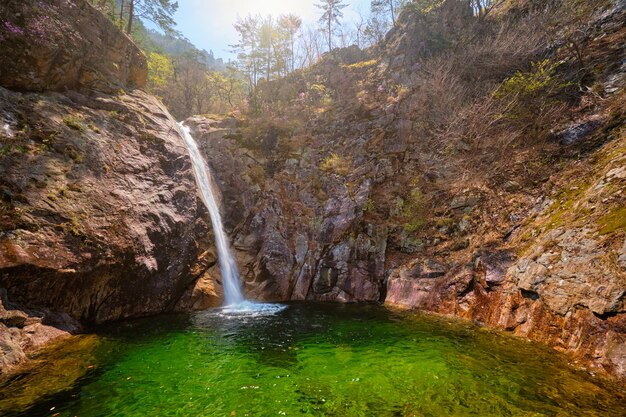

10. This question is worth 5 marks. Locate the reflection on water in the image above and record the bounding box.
[2,303,625,417]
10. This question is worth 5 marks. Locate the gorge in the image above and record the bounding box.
[1,0,625,415]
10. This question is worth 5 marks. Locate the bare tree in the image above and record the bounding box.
[371,0,406,26]
[279,14,303,72]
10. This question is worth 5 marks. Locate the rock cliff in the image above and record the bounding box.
[0,0,147,93]
[186,0,626,379]
[0,0,624,384]
[0,0,210,372]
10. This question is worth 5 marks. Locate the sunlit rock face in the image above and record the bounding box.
[185,116,386,305]
[183,1,626,380]
[0,0,147,93]
[0,90,214,372]
[0,88,211,325]
[0,0,212,372]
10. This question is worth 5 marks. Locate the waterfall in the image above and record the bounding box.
[178,122,245,306]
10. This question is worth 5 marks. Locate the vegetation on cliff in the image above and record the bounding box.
[182,0,625,378]
[0,0,624,390]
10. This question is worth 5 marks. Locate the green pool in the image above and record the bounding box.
[2,303,624,416]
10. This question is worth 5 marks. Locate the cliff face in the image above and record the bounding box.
[0,0,147,93]
[0,1,210,372]
[185,116,385,304]
[0,0,623,383]
[187,0,626,378]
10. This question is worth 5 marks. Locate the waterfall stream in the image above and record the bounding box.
[178,122,245,306]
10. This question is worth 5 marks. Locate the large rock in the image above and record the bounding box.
[0,289,79,374]
[0,0,147,93]
[0,87,211,325]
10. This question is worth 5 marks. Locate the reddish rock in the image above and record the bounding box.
[0,87,212,326]
[0,0,147,93]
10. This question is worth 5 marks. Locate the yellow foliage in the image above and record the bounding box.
[343,60,378,70]
[147,52,174,89]
[320,153,352,176]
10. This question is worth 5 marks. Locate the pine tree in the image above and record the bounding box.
[316,0,349,52]
[371,0,406,26]
[122,0,178,35]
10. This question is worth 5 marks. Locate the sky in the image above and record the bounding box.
[163,0,373,61]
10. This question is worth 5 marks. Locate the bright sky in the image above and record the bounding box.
[166,0,372,60]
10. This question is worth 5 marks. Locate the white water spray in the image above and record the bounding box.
[178,122,245,306]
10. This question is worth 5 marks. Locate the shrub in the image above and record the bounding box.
[494,60,568,103]
[493,59,571,129]
[320,153,352,176]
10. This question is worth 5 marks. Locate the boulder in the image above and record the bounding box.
[0,0,147,93]
[0,87,211,324]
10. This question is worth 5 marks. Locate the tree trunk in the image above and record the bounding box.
[126,0,134,34]
[119,0,125,30]
[328,15,332,51]
[290,34,295,72]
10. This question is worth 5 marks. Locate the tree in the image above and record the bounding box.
[353,10,367,49]
[363,14,388,45]
[208,67,245,108]
[232,15,262,90]
[371,0,406,26]
[470,0,504,18]
[278,14,302,73]
[298,24,324,68]
[316,0,349,52]
[259,16,275,82]
[146,51,174,90]
[121,0,179,35]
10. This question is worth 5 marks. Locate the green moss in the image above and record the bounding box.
[403,219,425,233]
[63,116,86,132]
[542,183,589,231]
[64,145,83,163]
[598,207,626,235]
[87,123,101,133]
[246,165,266,187]
[63,213,82,236]
[402,188,423,217]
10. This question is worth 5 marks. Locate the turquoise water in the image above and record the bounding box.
[2,303,625,416]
